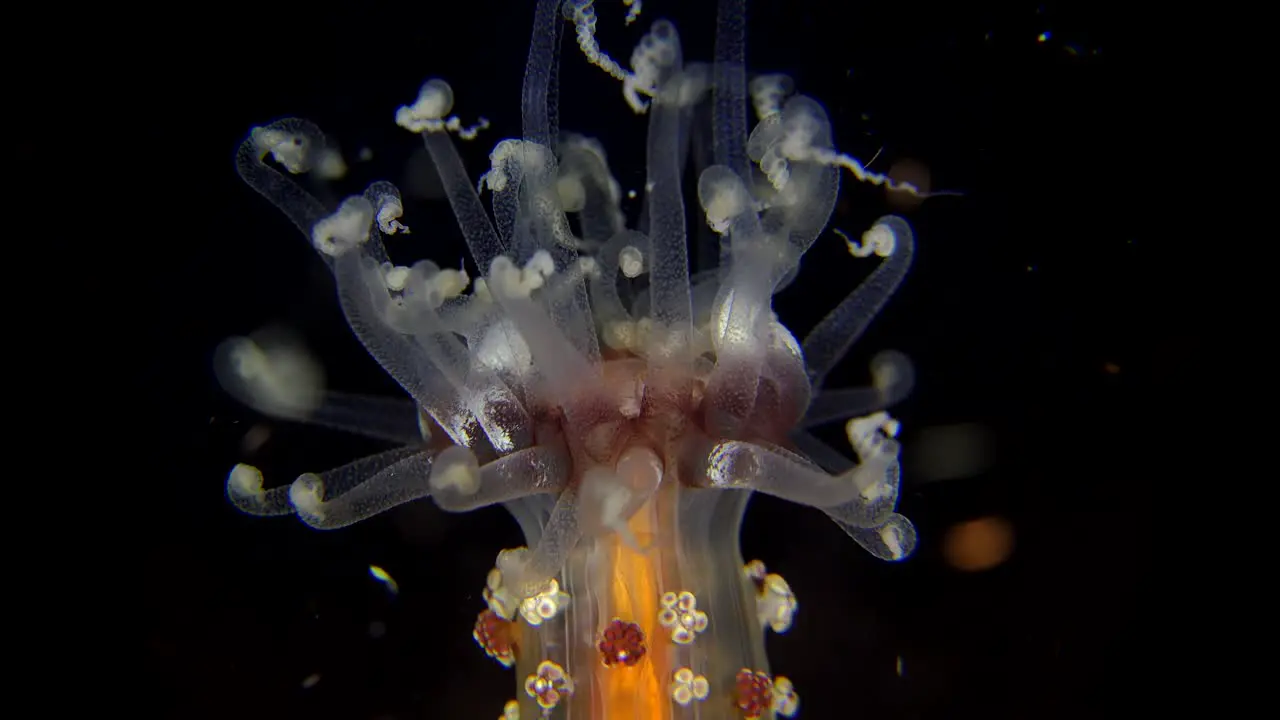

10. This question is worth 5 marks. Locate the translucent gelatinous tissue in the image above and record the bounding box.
[223,1,937,717]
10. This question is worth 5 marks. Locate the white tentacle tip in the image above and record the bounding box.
[429,445,482,496]
[289,473,325,518]
[227,463,264,499]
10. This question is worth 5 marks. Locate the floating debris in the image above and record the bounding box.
[369,565,400,595]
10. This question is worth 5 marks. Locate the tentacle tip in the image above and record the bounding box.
[871,349,911,389]
[289,473,325,517]
[429,445,482,498]
[495,546,555,599]
[879,515,918,561]
[227,463,265,500]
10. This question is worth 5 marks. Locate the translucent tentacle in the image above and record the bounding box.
[385,268,533,453]
[430,444,571,512]
[522,0,563,150]
[498,484,582,597]
[788,429,856,474]
[542,234,601,368]
[782,433,917,557]
[769,96,841,268]
[801,350,915,427]
[559,135,626,244]
[827,512,918,562]
[752,319,812,432]
[289,449,435,529]
[226,446,426,525]
[423,130,508,274]
[234,119,335,268]
[280,392,422,445]
[487,149,521,249]
[489,142,601,365]
[644,24,694,372]
[801,215,915,389]
[697,439,898,525]
[577,446,664,550]
[503,494,552,550]
[213,333,422,443]
[697,164,773,435]
[712,0,751,183]
[333,246,488,451]
[227,463,295,517]
[488,271,602,399]
[588,229,644,330]
[319,193,478,447]
[704,237,774,436]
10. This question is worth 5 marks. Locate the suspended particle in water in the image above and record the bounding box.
[369,565,400,594]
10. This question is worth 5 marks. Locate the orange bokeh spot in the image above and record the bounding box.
[943,516,1015,571]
